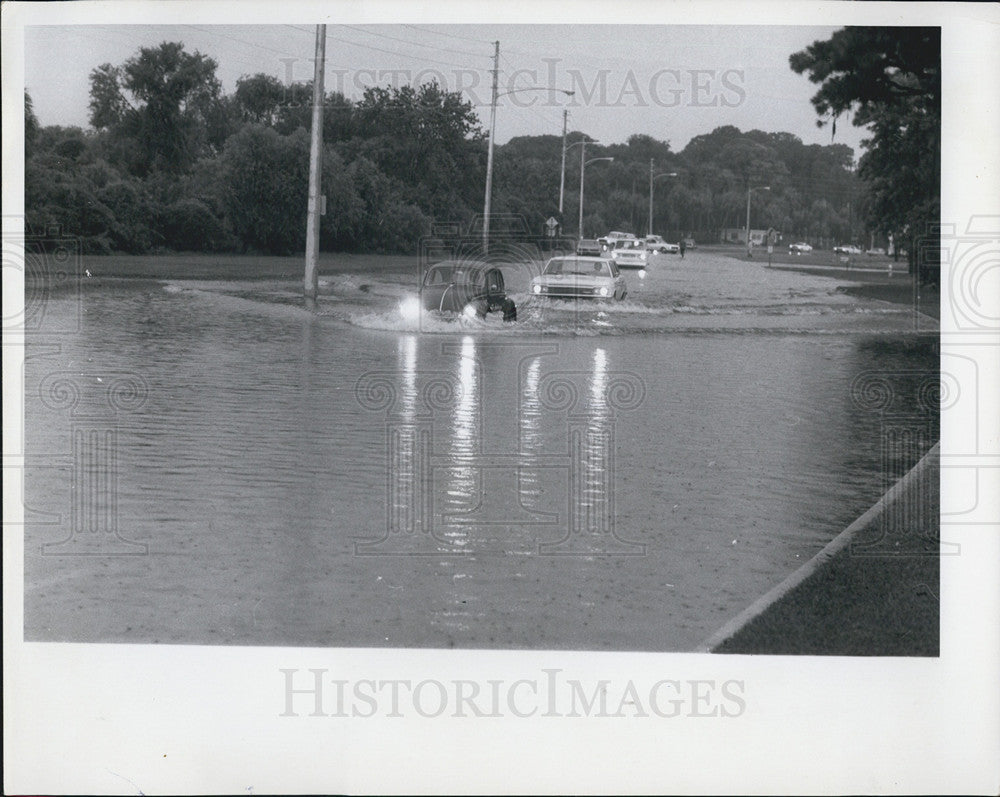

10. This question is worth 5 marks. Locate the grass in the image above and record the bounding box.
[714,245,941,321]
[78,252,423,280]
[713,449,940,656]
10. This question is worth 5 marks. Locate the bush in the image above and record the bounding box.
[160,197,228,251]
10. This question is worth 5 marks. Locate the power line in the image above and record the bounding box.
[338,24,490,61]
[399,24,494,46]
[320,30,487,72]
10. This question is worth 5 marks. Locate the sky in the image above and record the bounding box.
[23,22,867,157]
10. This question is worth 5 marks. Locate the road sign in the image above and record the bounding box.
[545,217,559,229]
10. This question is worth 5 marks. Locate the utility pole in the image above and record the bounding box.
[482,40,500,253]
[304,24,326,299]
[558,109,568,216]
[578,138,587,239]
[745,185,769,258]
[648,159,654,236]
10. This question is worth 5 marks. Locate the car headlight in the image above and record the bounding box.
[463,303,478,319]
[598,286,609,297]
[638,269,646,279]
[399,296,421,320]
[532,283,542,294]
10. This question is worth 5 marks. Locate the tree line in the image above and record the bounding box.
[24,29,937,263]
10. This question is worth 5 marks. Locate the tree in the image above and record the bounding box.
[348,82,484,221]
[88,42,224,175]
[25,91,39,158]
[790,27,940,277]
[234,73,286,125]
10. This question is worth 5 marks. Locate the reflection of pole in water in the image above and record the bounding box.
[443,337,479,530]
[575,348,612,535]
[388,335,420,535]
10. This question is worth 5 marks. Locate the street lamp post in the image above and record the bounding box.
[648,159,678,237]
[579,147,614,239]
[562,137,595,225]
[559,109,568,216]
[481,68,574,251]
[745,185,770,257]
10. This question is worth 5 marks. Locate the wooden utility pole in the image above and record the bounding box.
[304,24,326,299]
[482,40,499,253]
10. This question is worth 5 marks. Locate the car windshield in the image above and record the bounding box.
[424,264,484,287]
[544,258,612,277]
[614,240,641,249]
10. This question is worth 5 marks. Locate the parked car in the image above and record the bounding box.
[610,238,650,268]
[789,242,813,253]
[833,244,863,255]
[531,256,628,301]
[866,247,887,256]
[682,237,697,250]
[643,235,679,254]
[400,261,516,321]
[576,238,603,256]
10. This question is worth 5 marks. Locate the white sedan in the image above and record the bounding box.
[644,235,679,254]
[531,256,628,301]
[789,242,813,253]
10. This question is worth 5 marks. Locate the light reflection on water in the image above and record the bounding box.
[22,277,938,650]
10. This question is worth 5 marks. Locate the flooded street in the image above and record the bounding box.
[23,250,938,650]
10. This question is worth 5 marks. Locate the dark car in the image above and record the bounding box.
[400,261,517,322]
[576,239,603,256]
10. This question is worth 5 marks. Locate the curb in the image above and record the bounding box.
[693,442,940,653]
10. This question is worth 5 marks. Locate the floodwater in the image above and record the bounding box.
[22,250,939,650]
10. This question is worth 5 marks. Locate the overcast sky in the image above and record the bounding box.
[24,23,866,157]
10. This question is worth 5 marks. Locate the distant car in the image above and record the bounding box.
[576,238,603,256]
[682,237,697,250]
[597,231,637,252]
[610,238,650,268]
[531,256,628,301]
[789,242,813,253]
[866,247,886,256]
[643,235,679,254]
[833,244,863,255]
[400,261,516,321]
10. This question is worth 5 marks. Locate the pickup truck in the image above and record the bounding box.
[596,231,637,252]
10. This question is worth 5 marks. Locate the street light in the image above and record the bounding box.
[579,147,614,239]
[745,185,770,257]
[482,83,575,251]
[562,137,595,217]
[648,159,678,236]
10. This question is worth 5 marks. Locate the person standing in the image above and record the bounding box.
[679,238,687,259]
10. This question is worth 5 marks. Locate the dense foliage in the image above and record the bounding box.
[25,40,880,255]
[790,27,940,277]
